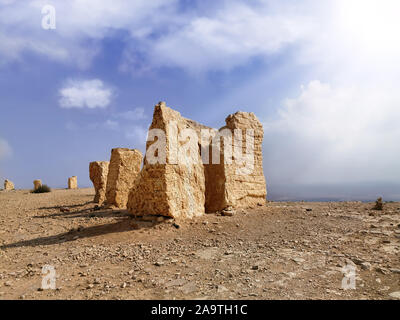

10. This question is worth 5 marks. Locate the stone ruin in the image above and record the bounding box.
[204,111,267,212]
[33,180,42,191]
[127,103,206,219]
[3,179,14,191]
[105,148,143,208]
[125,102,267,219]
[68,176,78,189]
[90,102,267,218]
[89,161,109,204]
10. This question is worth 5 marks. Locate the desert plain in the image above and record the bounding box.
[0,188,399,300]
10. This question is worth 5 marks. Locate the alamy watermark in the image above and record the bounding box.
[341,264,356,290]
[41,265,56,290]
[39,5,256,175]
[41,5,56,30]
[145,121,256,175]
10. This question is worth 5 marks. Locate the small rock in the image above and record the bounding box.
[360,262,371,271]
[292,257,305,264]
[351,258,364,266]
[389,291,400,299]
[375,267,390,275]
[60,207,70,213]
[389,268,400,274]
[221,206,235,216]
[165,279,186,288]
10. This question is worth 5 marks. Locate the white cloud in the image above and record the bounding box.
[0,0,178,68]
[114,108,147,121]
[146,2,312,72]
[0,138,12,160]
[263,81,400,185]
[1,0,399,76]
[0,0,16,5]
[59,79,113,109]
[0,1,318,72]
[104,119,119,131]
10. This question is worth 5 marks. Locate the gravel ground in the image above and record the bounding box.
[0,188,399,300]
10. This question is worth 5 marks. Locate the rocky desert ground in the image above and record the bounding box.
[0,188,399,300]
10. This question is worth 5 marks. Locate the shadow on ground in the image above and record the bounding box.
[0,216,161,249]
[38,201,93,210]
[34,207,131,219]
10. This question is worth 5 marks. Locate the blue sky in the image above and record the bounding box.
[1,0,400,200]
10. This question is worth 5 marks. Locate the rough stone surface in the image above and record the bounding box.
[68,176,78,189]
[89,161,109,204]
[127,102,206,219]
[3,179,14,191]
[105,148,143,208]
[33,180,42,191]
[204,112,267,212]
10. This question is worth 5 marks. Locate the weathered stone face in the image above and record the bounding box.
[127,103,267,217]
[68,176,78,189]
[127,102,206,219]
[89,161,109,204]
[33,180,42,190]
[4,179,14,191]
[105,148,143,208]
[204,112,267,212]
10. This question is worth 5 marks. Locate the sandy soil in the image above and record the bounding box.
[0,188,399,300]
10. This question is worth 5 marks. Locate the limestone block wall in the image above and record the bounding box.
[127,102,205,219]
[89,161,109,204]
[127,103,267,217]
[204,112,267,212]
[4,179,14,190]
[106,148,142,208]
[33,180,42,190]
[68,176,78,189]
